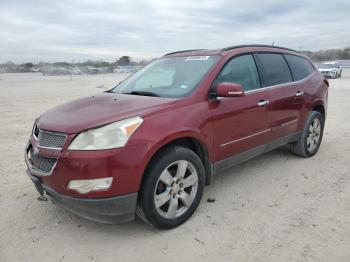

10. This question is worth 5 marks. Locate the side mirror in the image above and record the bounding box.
[215,82,245,97]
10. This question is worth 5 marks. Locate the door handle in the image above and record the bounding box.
[295,91,304,97]
[257,100,270,107]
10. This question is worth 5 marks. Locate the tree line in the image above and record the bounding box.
[1,48,350,73]
[0,56,153,73]
[302,47,350,61]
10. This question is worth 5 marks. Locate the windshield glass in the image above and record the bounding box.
[111,56,219,98]
[319,63,337,69]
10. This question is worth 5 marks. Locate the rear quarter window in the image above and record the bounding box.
[255,53,293,87]
[284,54,315,81]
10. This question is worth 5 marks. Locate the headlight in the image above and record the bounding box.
[68,116,143,150]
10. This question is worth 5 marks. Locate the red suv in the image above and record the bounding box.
[25,45,328,229]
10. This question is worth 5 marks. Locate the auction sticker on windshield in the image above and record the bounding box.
[185,56,210,61]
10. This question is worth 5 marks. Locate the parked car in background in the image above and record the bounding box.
[25,45,328,229]
[40,66,71,76]
[113,66,140,74]
[318,62,342,78]
[80,66,99,74]
[71,67,83,75]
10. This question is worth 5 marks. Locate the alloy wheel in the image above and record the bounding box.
[307,118,321,152]
[154,160,198,219]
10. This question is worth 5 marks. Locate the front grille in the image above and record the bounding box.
[35,128,67,149]
[27,145,57,174]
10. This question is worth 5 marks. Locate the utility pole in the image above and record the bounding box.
[70,59,74,80]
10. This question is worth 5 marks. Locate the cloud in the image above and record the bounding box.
[0,0,349,62]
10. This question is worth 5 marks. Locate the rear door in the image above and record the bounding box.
[254,53,302,139]
[210,54,271,162]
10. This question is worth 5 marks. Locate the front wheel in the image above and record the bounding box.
[136,146,205,229]
[290,111,324,157]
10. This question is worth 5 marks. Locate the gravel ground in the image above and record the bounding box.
[0,71,349,262]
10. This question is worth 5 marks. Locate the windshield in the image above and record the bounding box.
[111,56,219,98]
[319,63,337,69]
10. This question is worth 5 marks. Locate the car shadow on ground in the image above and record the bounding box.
[49,145,303,235]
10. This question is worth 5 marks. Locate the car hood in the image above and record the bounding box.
[37,92,177,134]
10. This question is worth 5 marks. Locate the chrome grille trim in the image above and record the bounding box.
[33,125,67,149]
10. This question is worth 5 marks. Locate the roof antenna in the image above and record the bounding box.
[271,41,275,46]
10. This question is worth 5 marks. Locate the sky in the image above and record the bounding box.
[0,0,349,63]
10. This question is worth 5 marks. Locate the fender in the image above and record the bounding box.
[136,129,213,188]
[143,129,212,166]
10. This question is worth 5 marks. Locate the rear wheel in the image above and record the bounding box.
[136,146,205,229]
[290,111,324,157]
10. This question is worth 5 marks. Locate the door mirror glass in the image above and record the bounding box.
[216,82,245,97]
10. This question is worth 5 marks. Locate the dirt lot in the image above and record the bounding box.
[1,71,349,262]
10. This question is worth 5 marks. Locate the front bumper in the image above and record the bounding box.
[320,71,337,78]
[25,133,151,198]
[27,171,138,224]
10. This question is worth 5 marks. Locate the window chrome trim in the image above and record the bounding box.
[228,91,243,95]
[245,71,315,95]
[220,128,271,147]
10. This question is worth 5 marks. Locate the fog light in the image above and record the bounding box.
[67,177,113,194]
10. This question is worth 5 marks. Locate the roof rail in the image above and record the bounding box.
[221,44,299,53]
[164,49,207,56]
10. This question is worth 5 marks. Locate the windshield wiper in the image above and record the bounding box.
[124,91,160,97]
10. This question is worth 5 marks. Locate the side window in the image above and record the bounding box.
[284,54,315,81]
[255,53,292,87]
[216,55,261,92]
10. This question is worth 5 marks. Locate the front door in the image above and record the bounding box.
[210,54,272,163]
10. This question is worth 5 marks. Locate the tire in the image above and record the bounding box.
[136,146,205,229]
[290,111,324,157]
